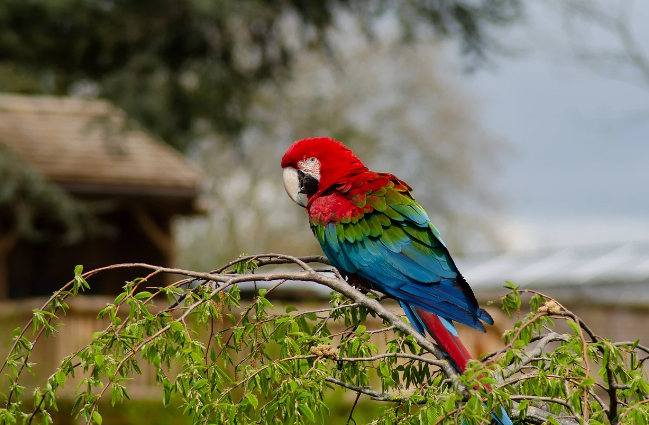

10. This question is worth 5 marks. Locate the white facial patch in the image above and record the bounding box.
[298,157,321,180]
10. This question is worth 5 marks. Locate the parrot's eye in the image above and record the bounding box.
[298,157,321,181]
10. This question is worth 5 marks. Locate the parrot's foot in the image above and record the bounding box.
[346,275,374,294]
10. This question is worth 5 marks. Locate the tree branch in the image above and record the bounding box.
[499,332,569,379]
[339,352,446,368]
[325,376,410,402]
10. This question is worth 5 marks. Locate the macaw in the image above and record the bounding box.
[281,137,512,425]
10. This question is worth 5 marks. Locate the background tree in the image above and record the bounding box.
[177,18,506,270]
[0,146,99,243]
[0,0,521,151]
[552,0,649,90]
[0,0,520,251]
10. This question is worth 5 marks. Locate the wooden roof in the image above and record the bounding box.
[0,94,202,198]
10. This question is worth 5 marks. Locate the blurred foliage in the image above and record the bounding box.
[43,396,378,425]
[553,0,649,90]
[2,259,649,424]
[0,0,519,251]
[177,23,506,270]
[0,0,522,151]
[0,146,101,243]
[45,400,192,425]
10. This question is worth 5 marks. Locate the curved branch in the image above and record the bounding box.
[510,395,579,418]
[325,376,410,402]
[339,352,446,368]
[500,332,569,379]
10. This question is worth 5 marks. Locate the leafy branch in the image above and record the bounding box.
[0,254,648,424]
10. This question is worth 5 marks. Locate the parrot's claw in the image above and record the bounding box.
[345,275,377,295]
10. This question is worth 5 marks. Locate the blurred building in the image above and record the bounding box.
[0,94,204,405]
[460,242,649,342]
[0,94,203,300]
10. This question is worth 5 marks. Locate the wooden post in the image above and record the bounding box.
[0,224,20,300]
[131,205,176,285]
[131,205,174,261]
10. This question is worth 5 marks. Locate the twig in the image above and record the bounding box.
[509,395,580,418]
[617,399,649,422]
[499,332,569,379]
[615,341,649,356]
[339,353,445,368]
[346,391,361,425]
[324,377,409,402]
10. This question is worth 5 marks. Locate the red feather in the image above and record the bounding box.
[414,307,473,372]
[415,308,497,394]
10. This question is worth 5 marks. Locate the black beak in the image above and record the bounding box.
[298,170,319,196]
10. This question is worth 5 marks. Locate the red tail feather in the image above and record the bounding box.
[414,307,472,372]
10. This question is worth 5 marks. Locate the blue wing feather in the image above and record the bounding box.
[324,224,340,253]
[318,203,491,332]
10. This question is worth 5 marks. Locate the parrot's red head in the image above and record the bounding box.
[281,137,367,207]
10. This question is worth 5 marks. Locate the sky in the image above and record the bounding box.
[465,0,649,250]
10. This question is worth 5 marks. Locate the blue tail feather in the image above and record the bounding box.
[492,406,514,425]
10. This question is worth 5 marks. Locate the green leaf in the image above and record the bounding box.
[504,281,518,290]
[245,392,258,410]
[42,410,53,425]
[95,354,105,367]
[260,297,275,310]
[443,395,456,413]
[213,365,233,384]
[163,386,171,405]
[355,325,367,335]
[581,377,596,387]
[169,321,184,332]
[286,306,298,313]
[567,319,580,335]
[74,265,83,275]
[298,404,315,422]
[80,275,91,289]
[135,291,153,299]
[55,371,66,388]
[111,388,120,407]
[92,411,102,425]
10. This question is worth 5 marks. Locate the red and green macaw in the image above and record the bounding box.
[281,137,512,424]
